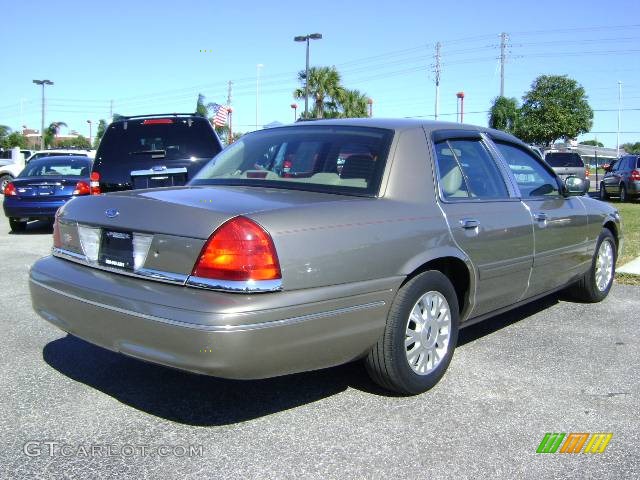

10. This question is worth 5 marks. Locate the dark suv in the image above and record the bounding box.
[600,154,640,202]
[91,113,223,193]
[544,152,589,193]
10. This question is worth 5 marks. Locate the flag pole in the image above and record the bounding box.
[228,107,233,145]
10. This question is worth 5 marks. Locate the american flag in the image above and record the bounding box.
[211,103,229,127]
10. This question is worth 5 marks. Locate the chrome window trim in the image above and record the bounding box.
[185,276,283,293]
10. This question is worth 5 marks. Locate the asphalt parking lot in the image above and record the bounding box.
[1,218,638,479]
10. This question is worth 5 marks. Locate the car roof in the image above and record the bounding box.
[276,117,528,147]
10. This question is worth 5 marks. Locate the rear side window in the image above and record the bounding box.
[97,118,221,162]
[545,153,584,167]
[434,139,509,200]
[191,126,393,196]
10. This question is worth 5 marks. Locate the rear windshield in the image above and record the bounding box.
[97,118,221,161]
[545,153,584,167]
[190,125,394,196]
[20,157,92,177]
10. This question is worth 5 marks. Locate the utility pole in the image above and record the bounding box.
[32,79,54,149]
[227,80,233,106]
[434,42,441,120]
[227,81,233,145]
[617,81,623,157]
[499,32,508,97]
[256,64,263,130]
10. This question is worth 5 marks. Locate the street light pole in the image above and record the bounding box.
[294,33,322,119]
[33,79,53,149]
[87,120,92,146]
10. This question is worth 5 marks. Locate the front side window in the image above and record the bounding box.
[434,138,509,200]
[190,126,393,196]
[494,142,560,197]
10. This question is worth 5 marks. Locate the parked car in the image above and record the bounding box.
[0,149,93,194]
[29,119,621,395]
[600,154,640,202]
[544,151,589,193]
[26,149,95,163]
[3,155,92,232]
[90,113,223,193]
[0,149,33,161]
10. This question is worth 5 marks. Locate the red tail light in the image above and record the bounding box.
[3,182,17,196]
[72,181,91,195]
[631,170,640,181]
[282,160,292,178]
[585,166,590,179]
[192,216,281,281]
[90,171,101,195]
[142,118,173,125]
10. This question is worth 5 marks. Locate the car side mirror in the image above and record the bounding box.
[564,176,585,196]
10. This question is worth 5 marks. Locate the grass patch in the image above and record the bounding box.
[606,200,640,285]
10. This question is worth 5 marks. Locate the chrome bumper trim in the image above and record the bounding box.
[185,276,282,293]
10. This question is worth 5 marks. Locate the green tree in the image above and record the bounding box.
[57,135,91,149]
[488,96,519,133]
[581,139,604,147]
[516,75,593,146]
[94,119,107,148]
[337,89,369,118]
[621,142,640,154]
[2,132,27,149]
[43,121,68,148]
[294,66,345,119]
[0,125,11,145]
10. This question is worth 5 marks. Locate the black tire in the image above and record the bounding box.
[365,270,460,395]
[9,217,27,232]
[599,183,609,200]
[567,229,616,303]
[620,184,627,202]
[0,174,13,193]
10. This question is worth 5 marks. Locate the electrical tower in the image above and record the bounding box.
[227,80,233,106]
[434,42,441,120]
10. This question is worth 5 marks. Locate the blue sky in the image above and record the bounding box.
[1,0,639,148]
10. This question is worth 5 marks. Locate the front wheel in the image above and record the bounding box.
[365,271,459,395]
[567,229,616,303]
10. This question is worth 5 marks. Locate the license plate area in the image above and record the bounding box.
[99,230,134,270]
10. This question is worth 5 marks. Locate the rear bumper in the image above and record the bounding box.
[30,256,400,379]
[3,198,67,219]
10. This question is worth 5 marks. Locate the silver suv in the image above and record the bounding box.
[544,152,589,194]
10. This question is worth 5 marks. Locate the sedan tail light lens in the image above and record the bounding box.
[585,166,590,179]
[192,216,281,281]
[3,182,17,196]
[631,169,640,181]
[90,171,101,195]
[72,181,91,195]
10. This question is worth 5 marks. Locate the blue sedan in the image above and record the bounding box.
[3,155,92,232]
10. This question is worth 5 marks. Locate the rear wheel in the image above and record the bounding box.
[620,184,627,202]
[599,183,609,200]
[0,174,13,193]
[9,218,27,232]
[567,229,616,303]
[365,271,459,395]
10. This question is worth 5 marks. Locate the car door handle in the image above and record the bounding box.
[533,212,547,222]
[459,219,480,229]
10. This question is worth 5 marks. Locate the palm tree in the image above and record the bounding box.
[294,66,344,119]
[43,121,67,148]
[337,89,369,118]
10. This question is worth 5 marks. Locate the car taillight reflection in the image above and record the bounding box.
[90,171,101,195]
